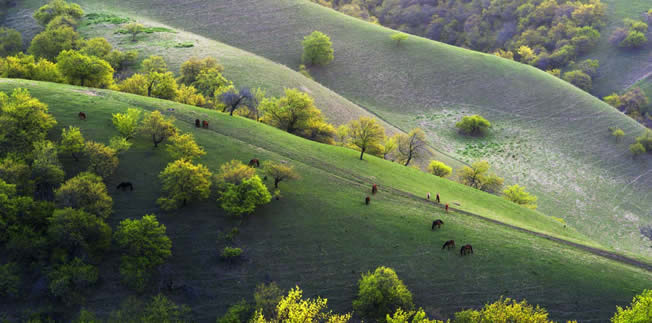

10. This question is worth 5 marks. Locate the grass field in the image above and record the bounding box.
[0,79,651,322]
[9,0,651,258]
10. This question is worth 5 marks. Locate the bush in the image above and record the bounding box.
[33,0,84,26]
[502,184,538,209]
[453,297,552,323]
[457,161,504,193]
[611,289,652,323]
[427,160,452,178]
[157,159,212,210]
[455,115,491,136]
[47,207,112,260]
[254,282,284,318]
[48,258,98,305]
[562,70,592,92]
[302,31,334,66]
[635,129,652,151]
[0,262,20,298]
[611,128,625,141]
[218,176,271,217]
[620,31,647,48]
[251,286,350,322]
[55,172,113,219]
[0,27,22,57]
[112,108,142,139]
[353,266,414,322]
[109,294,190,323]
[221,246,243,259]
[217,300,252,323]
[630,142,646,156]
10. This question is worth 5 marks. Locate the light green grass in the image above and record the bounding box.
[0,79,651,322]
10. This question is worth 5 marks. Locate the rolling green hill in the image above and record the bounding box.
[11,0,651,258]
[0,79,650,322]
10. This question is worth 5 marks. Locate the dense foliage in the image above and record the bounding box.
[611,289,652,323]
[353,266,414,322]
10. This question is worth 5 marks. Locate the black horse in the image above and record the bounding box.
[117,182,134,191]
[442,240,455,250]
[432,219,444,230]
[460,244,473,256]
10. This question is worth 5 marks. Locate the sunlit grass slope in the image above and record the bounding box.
[18,0,652,258]
[0,79,650,322]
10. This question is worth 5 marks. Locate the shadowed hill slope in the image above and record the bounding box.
[30,0,652,258]
[0,79,650,322]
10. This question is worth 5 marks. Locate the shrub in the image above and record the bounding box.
[109,294,190,323]
[33,0,84,26]
[620,31,647,48]
[48,258,98,305]
[611,128,625,141]
[220,246,243,261]
[59,126,85,161]
[55,172,113,219]
[455,115,491,136]
[611,289,652,323]
[217,300,252,323]
[635,129,652,151]
[157,159,212,210]
[428,160,452,178]
[630,142,646,156]
[391,33,408,46]
[254,282,284,318]
[302,31,334,66]
[457,161,504,193]
[503,184,538,209]
[353,266,414,322]
[0,262,20,298]
[453,297,552,323]
[112,108,142,139]
[47,207,112,260]
[562,70,592,92]
[0,27,22,57]
[387,308,442,323]
[218,176,271,217]
[251,286,351,322]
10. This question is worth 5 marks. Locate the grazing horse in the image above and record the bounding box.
[432,219,444,230]
[116,182,133,191]
[78,112,87,120]
[460,244,473,256]
[372,184,378,195]
[365,196,370,205]
[436,193,440,204]
[442,240,455,250]
[248,159,260,168]
[445,203,449,213]
[202,120,209,128]
[195,119,201,127]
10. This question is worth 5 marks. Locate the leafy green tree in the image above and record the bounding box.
[391,32,408,46]
[166,133,205,161]
[382,134,399,159]
[260,89,324,136]
[33,58,63,82]
[620,31,647,48]
[114,215,172,292]
[56,50,114,88]
[0,155,33,195]
[262,161,300,189]
[218,300,252,323]
[0,88,57,155]
[635,129,652,151]
[629,142,646,157]
[455,115,491,136]
[124,23,145,42]
[109,136,132,154]
[178,56,222,85]
[0,53,36,79]
[353,266,414,322]
[254,282,284,318]
[28,26,82,60]
[142,55,168,73]
[0,27,22,57]
[348,117,385,160]
[55,172,113,219]
[146,72,178,99]
[85,141,119,179]
[453,297,553,323]
[192,67,232,97]
[604,94,622,108]
[221,246,243,261]
[428,160,452,178]
[48,258,98,305]
[60,126,85,161]
[503,184,538,209]
[215,160,256,187]
[611,128,625,141]
[139,110,177,147]
[81,37,113,58]
[33,0,84,26]
[302,31,334,66]
[387,308,443,323]
[118,73,148,96]
[611,289,652,323]
[104,49,139,71]
[108,294,190,323]
[457,160,504,193]
[218,176,271,217]
[397,128,427,166]
[157,159,212,210]
[45,14,80,30]
[31,140,64,200]
[251,286,351,323]
[0,262,20,298]
[562,70,592,92]
[47,207,112,259]
[112,108,142,139]
[174,84,206,107]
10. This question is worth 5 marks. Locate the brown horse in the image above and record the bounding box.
[431,219,444,230]
[442,240,455,250]
[248,159,260,168]
[78,112,86,120]
[365,196,370,205]
[195,119,201,127]
[202,120,209,128]
[371,184,378,195]
[460,244,473,256]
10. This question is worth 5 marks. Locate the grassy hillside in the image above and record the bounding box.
[16,0,652,258]
[0,79,650,322]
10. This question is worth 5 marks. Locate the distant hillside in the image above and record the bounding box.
[0,79,650,322]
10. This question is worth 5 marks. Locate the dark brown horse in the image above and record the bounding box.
[442,240,455,250]
[460,244,473,256]
[78,112,86,120]
[248,159,260,168]
[365,196,370,205]
[371,184,378,195]
[431,219,444,230]
[195,119,201,127]
[202,120,209,128]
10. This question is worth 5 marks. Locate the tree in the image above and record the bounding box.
[353,266,414,322]
[630,142,646,156]
[60,126,85,161]
[142,55,168,74]
[85,141,119,179]
[254,283,284,318]
[0,88,57,155]
[563,70,592,92]
[611,128,625,141]
[192,67,232,97]
[453,297,553,323]
[260,89,324,136]
[33,58,62,82]
[348,117,385,160]
[0,155,33,195]
[45,14,80,30]
[124,23,145,42]
[636,129,652,151]
[262,161,300,189]
[28,26,82,60]
[611,289,652,323]
[620,31,647,48]
[56,50,114,88]
[114,215,172,292]
[108,294,190,323]
[146,72,178,100]
[302,31,334,66]
[112,108,142,139]
[55,172,113,219]
[157,159,212,210]
[33,0,83,26]
[387,308,443,323]
[251,286,351,323]
[391,32,409,46]
[456,115,491,136]
[604,93,622,108]
[457,160,504,193]
[109,136,132,154]
[31,140,64,200]
[166,133,205,161]
[139,110,177,147]
[178,57,222,85]
[428,160,452,178]
[47,207,112,259]
[118,73,148,96]
[221,87,254,116]
[397,128,427,166]
[218,176,271,217]
[218,300,252,323]
[382,135,399,159]
[0,27,22,57]
[81,37,113,58]
[215,160,256,187]
[174,84,206,107]
[0,262,20,298]
[503,184,538,209]
[48,258,98,305]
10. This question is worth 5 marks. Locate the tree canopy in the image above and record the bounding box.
[348,117,385,160]
[0,27,22,57]
[503,184,538,209]
[302,31,334,66]
[0,88,57,155]
[455,115,491,136]
[56,50,114,88]
[55,172,113,219]
[251,286,351,323]
[397,128,427,166]
[139,110,177,147]
[353,266,414,322]
[427,160,452,178]
[457,160,505,193]
[157,159,212,210]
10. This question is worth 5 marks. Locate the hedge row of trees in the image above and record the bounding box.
[609,12,651,49]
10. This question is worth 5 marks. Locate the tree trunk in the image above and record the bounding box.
[404,152,413,166]
[274,178,280,188]
[183,198,187,206]
[153,134,160,147]
[360,148,365,160]
[72,152,79,161]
